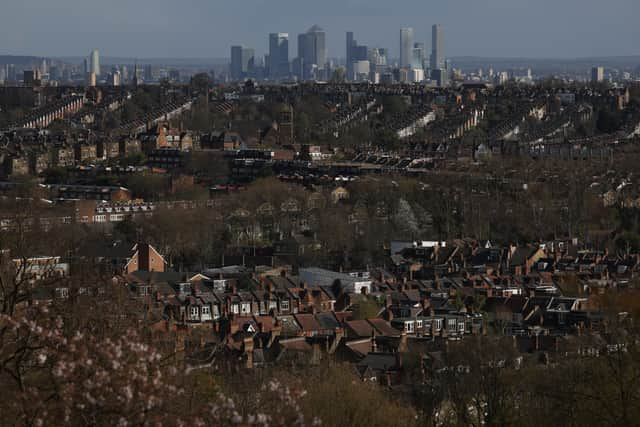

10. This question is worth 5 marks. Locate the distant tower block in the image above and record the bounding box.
[90,49,100,76]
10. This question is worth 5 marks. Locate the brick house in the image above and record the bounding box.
[77,240,166,275]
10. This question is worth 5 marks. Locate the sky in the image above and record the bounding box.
[1,0,638,59]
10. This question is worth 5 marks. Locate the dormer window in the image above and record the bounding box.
[405,321,415,333]
[178,283,191,296]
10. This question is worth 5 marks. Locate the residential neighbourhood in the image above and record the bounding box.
[1,6,640,425]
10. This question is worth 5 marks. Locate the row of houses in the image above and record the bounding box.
[17,231,625,381]
[5,94,86,129]
[389,239,640,285]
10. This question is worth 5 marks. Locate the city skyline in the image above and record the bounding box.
[1,0,638,59]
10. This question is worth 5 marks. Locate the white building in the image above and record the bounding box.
[411,68,424,83]
[90,49,100,76]
[400,28,414,68]
[353,60,370,81]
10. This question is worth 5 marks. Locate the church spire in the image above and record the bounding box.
[132,60,139,89]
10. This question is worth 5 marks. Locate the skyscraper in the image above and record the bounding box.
[591,66,604,82]
[400,28,413,68]
[369,48,388,68]
[50,66,61,81]
[144,64,153,82]
[230,46,255,80]
[346,32,368,80]
[430,25,444,71]
[111,70,121,87]
[297,25,327,80]
[346,31,355,78]
[7,64,16,82]
[412,42,425,69]
[268,33,289,79]
[90,49,100,76]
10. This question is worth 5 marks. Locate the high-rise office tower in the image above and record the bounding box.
[400,28,413,68]
[297,25,327,80]
[353,60,370,82]
[346,32,369,80]
[430,25,444,71]
[230,46,255,80]
[431,68,447,87]
[112,70,121,86]
[24,69,42,87]
[7,64,16,82]
[412,42,425,69]
[346,31,364,79]
[49,66,60,81]
[591,66,604,82]
[369,48,385,67]
[292,57,304,80]
[268,33,289,79]
[144,64,153,82]
[346,31,355,77]
[90,49,100,76]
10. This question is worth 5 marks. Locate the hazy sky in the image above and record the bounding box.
[1,0,638,59]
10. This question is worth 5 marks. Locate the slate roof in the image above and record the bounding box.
[356,352,399,372]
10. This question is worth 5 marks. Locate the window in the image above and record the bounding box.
[241,302,251,314]
[458,321,465,332]
[405,321,415,333]
[433,319,442,331]
[201,306,210,315]
[190,306,199,319]
[280,300,290,312]
[231,304,239,314]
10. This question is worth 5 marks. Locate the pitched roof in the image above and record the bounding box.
[80,240,136,259]
[367,318,401,337]
[345,339,373,358]
[511,247,539,267]
[293,313,323,332]
[315,312,339,329]
[279,337,312,352]
[345,319,376,338]
[356,353,399,372]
